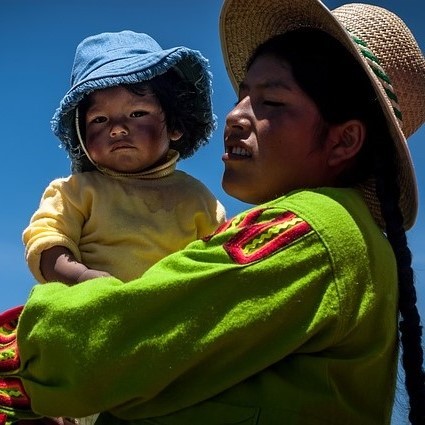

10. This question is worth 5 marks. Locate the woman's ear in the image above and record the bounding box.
[327,120,366,168]
[169,129,183,141]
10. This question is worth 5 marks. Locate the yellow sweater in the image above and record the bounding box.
[23,166,225,283]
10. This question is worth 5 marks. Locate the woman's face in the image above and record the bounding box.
[84,86,181,173]
[222,54,335,204]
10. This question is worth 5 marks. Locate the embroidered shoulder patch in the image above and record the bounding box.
[220,208,312,264]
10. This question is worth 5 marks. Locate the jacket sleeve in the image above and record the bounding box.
[16,200,371,419]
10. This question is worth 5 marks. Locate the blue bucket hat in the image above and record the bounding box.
[51,30,216,172]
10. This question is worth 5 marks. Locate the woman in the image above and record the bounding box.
[1,0,424,424]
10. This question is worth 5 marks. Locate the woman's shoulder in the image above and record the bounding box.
[262,187,388,256]
[277,188,377,231]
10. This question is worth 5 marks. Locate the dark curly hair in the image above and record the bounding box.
[75,68,214,173]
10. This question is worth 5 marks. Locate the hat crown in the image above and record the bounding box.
[334,4,425,139]
[71,31,162,88]
[220,0,424,229]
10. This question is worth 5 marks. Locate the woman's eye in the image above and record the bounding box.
[264,100,284,107]
[131,110,148,117]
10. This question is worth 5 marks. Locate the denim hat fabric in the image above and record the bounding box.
[51,30,216,169]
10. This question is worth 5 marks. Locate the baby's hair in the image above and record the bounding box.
[73,67,212,173]
[249,29,425,424]
[127,68,209,158]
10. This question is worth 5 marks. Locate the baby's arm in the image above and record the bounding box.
[40,246,111,285]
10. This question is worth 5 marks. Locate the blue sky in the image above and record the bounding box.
[1,1,424,423]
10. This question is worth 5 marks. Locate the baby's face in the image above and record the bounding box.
[83,85,179,173]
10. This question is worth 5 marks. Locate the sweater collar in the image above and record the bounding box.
[97,149,179,180]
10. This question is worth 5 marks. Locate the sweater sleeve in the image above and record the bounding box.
[195,196,226,238]
[16,192,381,420]
[22,177,87,282]
[175,173,227,239]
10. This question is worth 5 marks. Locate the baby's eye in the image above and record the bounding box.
[131,110,148,117]
[90,116,107,124]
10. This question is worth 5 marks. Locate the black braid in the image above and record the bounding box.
[375,143,425,424]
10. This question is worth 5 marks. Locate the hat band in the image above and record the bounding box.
[348,31,403,124]
[75,107,95,165]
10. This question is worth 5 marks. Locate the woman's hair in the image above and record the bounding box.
[249,29,425,424]
[247,29,381,186]
[75,68,209,172]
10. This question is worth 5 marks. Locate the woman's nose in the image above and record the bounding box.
[225,97,251,132]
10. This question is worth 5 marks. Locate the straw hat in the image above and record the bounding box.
[220,0,425,230]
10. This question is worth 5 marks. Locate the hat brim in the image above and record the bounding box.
[220,0,418,229]
[51,46,215,159]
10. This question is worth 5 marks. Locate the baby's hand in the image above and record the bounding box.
[76,269,111,283]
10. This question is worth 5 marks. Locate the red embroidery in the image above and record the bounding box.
[0,306,23,373]
[202,209,266,243]
[0,377,31,409]
[0,306,23,345]
[223,209,312,264]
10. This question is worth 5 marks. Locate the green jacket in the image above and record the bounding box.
[16,188,398,424]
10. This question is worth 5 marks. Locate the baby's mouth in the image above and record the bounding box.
[111,143,134,152]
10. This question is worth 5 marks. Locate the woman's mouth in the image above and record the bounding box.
[226,146,252,157]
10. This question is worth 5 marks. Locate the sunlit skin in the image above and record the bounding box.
[222,54,348,205]
[85,85,182,174]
